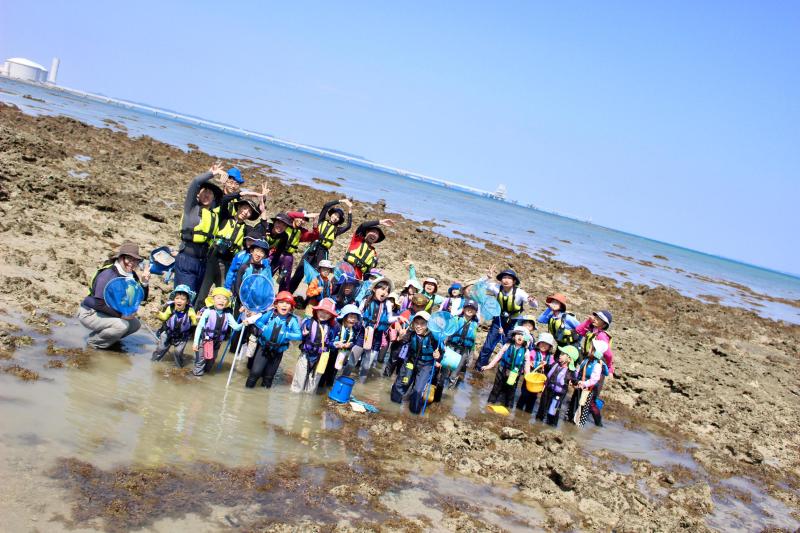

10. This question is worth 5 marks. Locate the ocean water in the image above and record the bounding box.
[2,76,799,324]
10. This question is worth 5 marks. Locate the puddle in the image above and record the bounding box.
[383,468,545,532]
[708,477,800,531]
[67,170,89,180]
[73,154,92,162]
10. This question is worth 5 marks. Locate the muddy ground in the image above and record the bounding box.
[0,102,799,531]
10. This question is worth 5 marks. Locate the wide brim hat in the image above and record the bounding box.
[462,299,479,310]
[337,304,362,320]
[205,286,232,307]
[592,339,609,358]
[312,298,338,318]
[387,292,400,303]
[328,207,345,221]
[371,276,394,293]
[593,310,612,328]
[199,182,223,207]
[318,259,335,270]
[422,277,439,291]
[558,345,580,371]
[365,226,386,243]
[511,326,528,337]
[412,311,431,322]
[169,284,196,302]
[546,293,568,308]
[496,269,520,286]
[536,332,556,348]
[113,241,143,261]
[271,213,293,226]
[404,279,423,292]
[234,198,261,221]
[273,291,296,307]
[411,294,430,307]
[248,239,270,252]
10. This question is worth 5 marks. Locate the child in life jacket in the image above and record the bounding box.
[232,239,270,303]
[246,291,303,388]
[304,260,336,313]
[333,276,358,313]
[475,268,537,370]
[516,314,538,345]
[398,279,423,312]
[440,283,465,316]
[482,326,529,408]
[516,332,555,414]
[324,304,362,391]
[535,345,579,427]
[390,311,443,414]
[537,293,581,348]
[192,287,245,376]
[574,309,614,426]
[345,277,397,382]
[291,298,338,394]
[442,299,479,388]
[567,339,609,427]
[152,284,198,367]
[377,292,401,366]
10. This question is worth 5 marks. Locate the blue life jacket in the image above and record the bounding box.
[501,345,527,371]
[448,317,478,348]
[409,333,440,366]
[361,299,390,332]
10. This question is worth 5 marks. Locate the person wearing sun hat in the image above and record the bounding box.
[515,332,556,414]
[152,284,198,367]
[290,297,337,394]
[389,310,444,414]
[576,310,615,375]
[79,241,150,349]
[345,276,397,382]
[321,303,362,392]
[191,287,247,376]
[343,218,395,280]
[535,345,579,427]
[174,162,226,299]
[536,292,581,348]
[481,325,530,408]
[567,339,610,427]
[474,266,537,371]
[246,291,303,388]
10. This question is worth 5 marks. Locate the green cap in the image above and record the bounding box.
[557,345,580,371]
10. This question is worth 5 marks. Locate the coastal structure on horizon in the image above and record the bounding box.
[0,57,59,84]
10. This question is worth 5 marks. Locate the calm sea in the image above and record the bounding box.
[2,77,798,324]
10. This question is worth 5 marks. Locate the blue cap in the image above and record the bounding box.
[227,167,244,184]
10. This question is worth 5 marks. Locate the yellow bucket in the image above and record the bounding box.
[487,404,510,415]
[426,384,436,403]
[525,372,546,393]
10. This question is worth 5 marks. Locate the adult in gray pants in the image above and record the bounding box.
[78,242,150,349]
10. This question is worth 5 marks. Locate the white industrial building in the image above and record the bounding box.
[0,57,59,84]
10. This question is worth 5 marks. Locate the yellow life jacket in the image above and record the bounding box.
[318,220,337,249]
[214,218,246,252]
[497,288,523,318]
[581,330,612,359]
[344,242,377,272]
[285,227,302,254]
[423,294,435,313]
[180,208,217,245]
[548,313,577,346]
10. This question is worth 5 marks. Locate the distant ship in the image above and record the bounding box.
[491,184,507,200]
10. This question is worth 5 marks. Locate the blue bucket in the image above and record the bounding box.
[149,246,175,275]
[594,398,605,410]
[328,376,355,403]
[440,347,461,371]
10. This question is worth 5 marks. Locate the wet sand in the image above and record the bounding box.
[1,103,799,531]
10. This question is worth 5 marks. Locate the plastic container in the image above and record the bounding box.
[525,372,546,393]
[440,347,461,371]
[149,246,175,275]
[328,376,355,403]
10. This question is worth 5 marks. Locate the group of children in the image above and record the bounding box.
[89,166,616,427]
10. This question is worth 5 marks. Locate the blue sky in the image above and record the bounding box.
[2,1,798,274]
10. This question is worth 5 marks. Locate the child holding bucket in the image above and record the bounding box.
[318,304,361,394]
[152,284,198,367]
[535,345,579,427]
[390,311,443,414]
[516,332,555,414]
[442,299,479,388]
[246,291,302,388]
[291,298,338,394]
[192,287,246,376]
[481,326,528,408]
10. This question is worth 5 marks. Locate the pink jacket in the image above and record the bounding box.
[576,319,615,376]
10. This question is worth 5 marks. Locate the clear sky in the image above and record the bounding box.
[2,1,798,274]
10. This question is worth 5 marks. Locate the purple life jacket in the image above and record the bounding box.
[547,365,570,395]
[202,310,230,341]
[165,304,193,335]
[301,319,327,356]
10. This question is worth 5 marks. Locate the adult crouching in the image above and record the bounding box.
[78,241,150,349]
